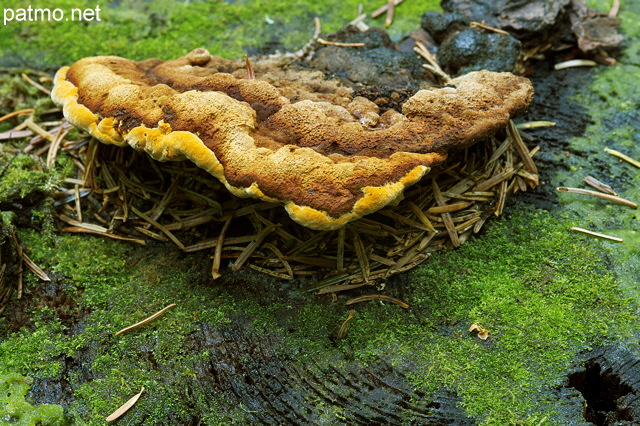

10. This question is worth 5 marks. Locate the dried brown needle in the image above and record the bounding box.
[336,309,356,340]
[554,60,598,70]
[115,303,177,336]
[432,179,460,247]
[317,38,365,47]
[584,176,617,196]
[31,94,538,293]
[212,215,233,279]
[21,73,51,96]
[0,109,34,123]
[384,0,395,27]
[106,386,145,422]
[414,41,451,84]
[515,121,556,129]
[346,294,409,309]
[570,227,623,242]
[22,253,50,281]
[557,187,637,208]
[130,205,186,250]
[371,0,403,18]
[244,55,255,80]
[609,0,621,18]
[605,147,640,169]
[469,21,510,36]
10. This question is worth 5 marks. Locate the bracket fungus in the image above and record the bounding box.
[52,48,533,230]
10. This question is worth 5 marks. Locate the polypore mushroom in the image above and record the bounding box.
[52,48,533,230]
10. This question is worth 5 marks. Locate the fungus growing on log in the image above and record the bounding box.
[52,48,533,230]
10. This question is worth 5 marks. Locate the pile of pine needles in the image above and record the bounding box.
[42,118,539,294]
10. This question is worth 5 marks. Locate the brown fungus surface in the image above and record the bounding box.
[52,48,533,230]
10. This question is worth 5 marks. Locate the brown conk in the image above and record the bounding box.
[52,48,533,230]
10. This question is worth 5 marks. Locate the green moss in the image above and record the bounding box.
[0,0,440,69]
[1,196,636,424]
[0,75,40,122]
[555,0,640,296]
[1,230,241,423]
[64,256,237,424]
[0,372,68,425]
[341,208,637,424]
[1,0,638,423]
[0,155,47,203]
[0,149,75,244]
[0,320,67,379]
[8,208,628,423]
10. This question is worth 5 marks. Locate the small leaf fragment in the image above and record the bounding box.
[469,323,489,340]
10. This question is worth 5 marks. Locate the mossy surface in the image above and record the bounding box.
[343,206,637,424]
[0,0,439,70]
[1,207,636,424]
[0,231,240,423]
[554,0,640,297]
[1,0,639,424]
[0,372,68,425]
[0,155,48,203]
